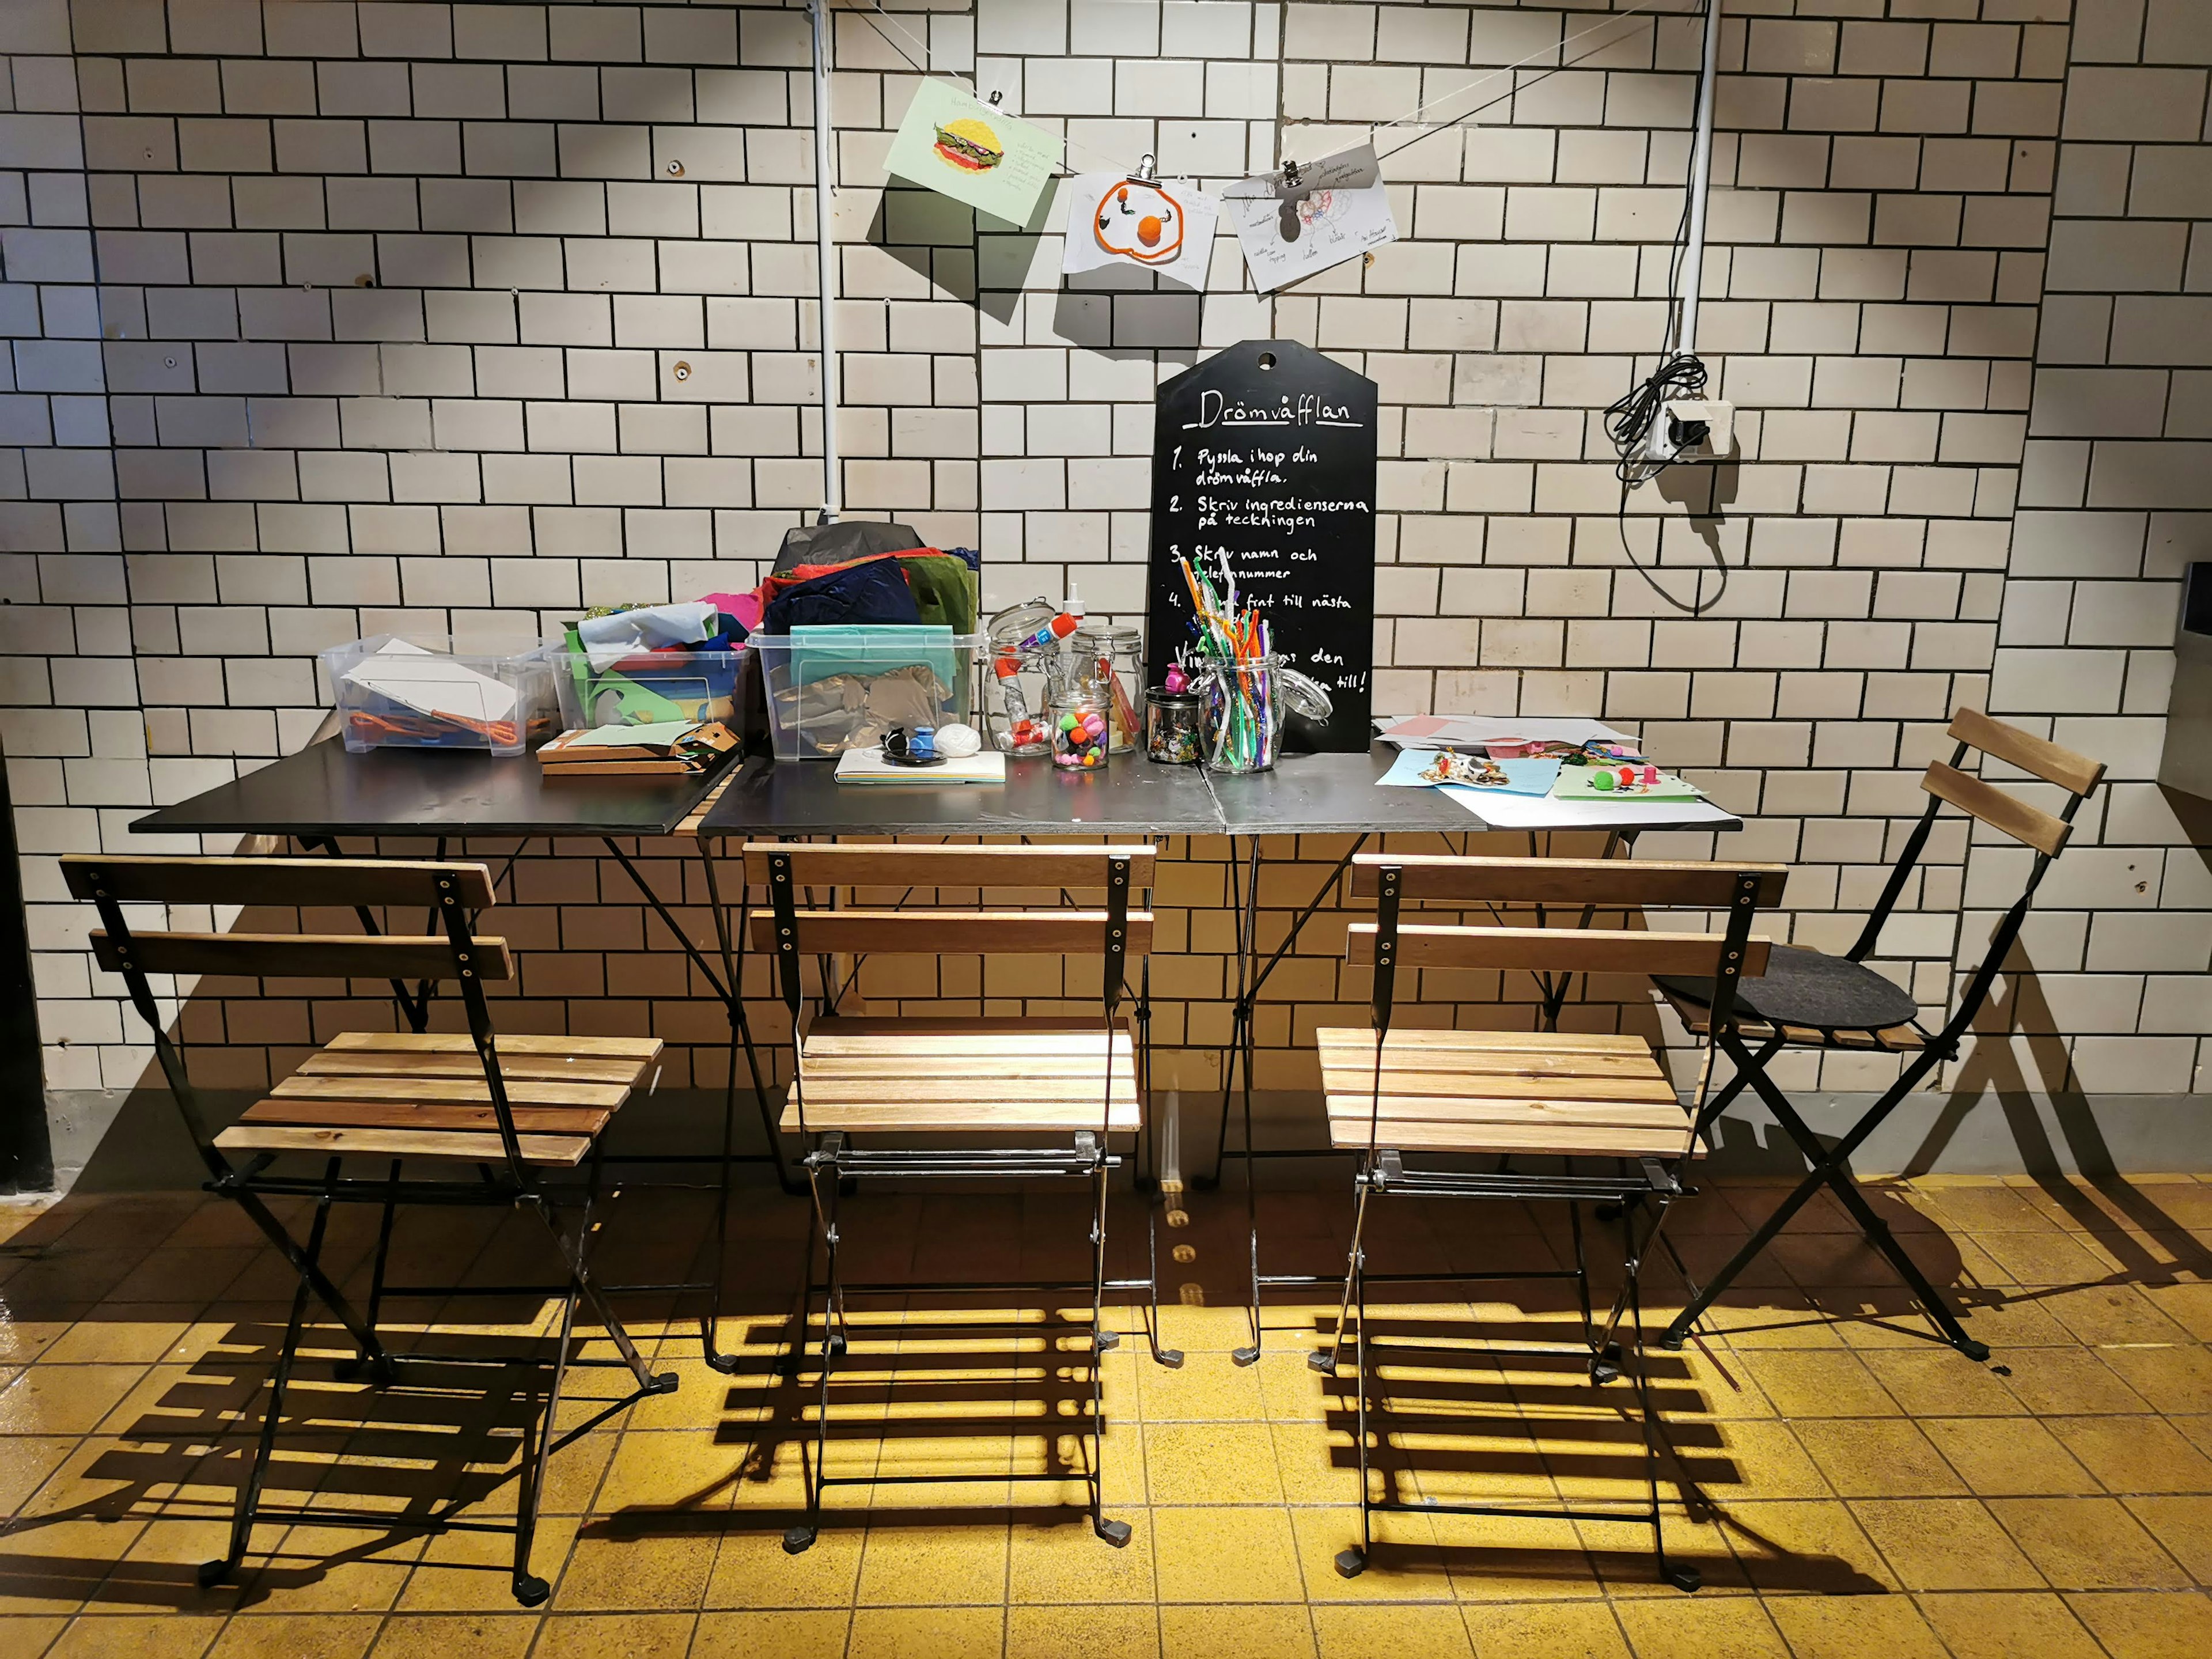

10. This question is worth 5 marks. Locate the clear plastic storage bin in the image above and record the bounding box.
[322,635,560,758]
[555,641,748,730]
[751,628,982,760]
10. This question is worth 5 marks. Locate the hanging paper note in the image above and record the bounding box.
[885,79,1062,225]
[1060,171,1218,290]
[1221,143,1399,293]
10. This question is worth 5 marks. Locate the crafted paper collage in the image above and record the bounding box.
[885,79,1062,224]
[1060,172,1219,290]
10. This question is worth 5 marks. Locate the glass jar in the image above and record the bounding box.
[1070,625,1143,755]
[1194,656,1334,774]
[990,652,1052,756]
[1050,669,1111,770]
[1146,688,1203,764]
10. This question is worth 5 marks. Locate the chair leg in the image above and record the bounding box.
[1088,1155,1132,1548]
[785,1155,838,1555]
[1232,1080,1263,1367]
[1138,1200,1183,1369]
[509,1264,579,1608]
[531,1168,675,1400]
[703,1040,743,1375]
[1665,1062,1987,1360]
[1334,1251,1370,1580]
[336,1159,402,1385]
[201,1161,339,1589]
[1310,1170,1373,1378]
[1622,1202,1698,1593]
[225,1183,392,1382]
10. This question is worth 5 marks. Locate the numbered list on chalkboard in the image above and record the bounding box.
[1145,340,1378,754]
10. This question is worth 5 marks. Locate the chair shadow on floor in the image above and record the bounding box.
[0,1308,645,1611]
[1299,1291,1884,1595]
[566,1295,1115,1544]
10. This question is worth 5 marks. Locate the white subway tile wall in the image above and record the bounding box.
[0,0,2203,1108]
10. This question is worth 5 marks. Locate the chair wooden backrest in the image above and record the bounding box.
[62,854,536,1182]
[1843,707,2105,1047]
[740,842,1154,1140]
[1345,854,1780,1036]
[1919,708,2104,859]
[740,843,1154,967]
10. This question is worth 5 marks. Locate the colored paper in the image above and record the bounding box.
[1375,748,1560,796]
[886,79,1062,225]
[1221,143,1398,293]
[1061,171,1218,290]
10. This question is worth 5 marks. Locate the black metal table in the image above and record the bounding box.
[132,737,734,839]
[702,750,1225,837]
[132,738,772,1373]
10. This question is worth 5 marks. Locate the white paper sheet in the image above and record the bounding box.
[340,639,518,725]
[1442,787,1737,832]
[1222,144,1399,293]
[1376,714,1637,751]
[575,600,719,670]
[1062,172,1218,290]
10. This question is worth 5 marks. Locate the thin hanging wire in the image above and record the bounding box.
[1359,0,1691,157]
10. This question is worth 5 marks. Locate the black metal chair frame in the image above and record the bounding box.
[1312,859,1768,1592]
[760,846,1183,1558]
[1209,827,1637,1369]
[1664,728,2101,1362]
[69,855,676,1607]
[294,825,797,1384]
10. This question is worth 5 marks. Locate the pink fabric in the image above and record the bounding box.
[700,590,764,632]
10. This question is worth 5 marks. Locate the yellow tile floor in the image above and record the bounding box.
[0,1171,2207,1658]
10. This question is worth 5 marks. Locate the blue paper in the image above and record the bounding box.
[1376,748,1560,797]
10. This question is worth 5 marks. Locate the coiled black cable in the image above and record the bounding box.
[1604,351,1709,488]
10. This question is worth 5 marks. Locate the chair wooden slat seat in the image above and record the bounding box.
[218,1031,660,1167]
[1316,1027,1688,1156]
[783,1017,1138,1134]
[302,1031,661,1084]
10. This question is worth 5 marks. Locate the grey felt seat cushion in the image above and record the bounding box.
[1654,944,1921,1034]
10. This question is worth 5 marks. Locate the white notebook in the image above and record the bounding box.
[834,747,1006,785]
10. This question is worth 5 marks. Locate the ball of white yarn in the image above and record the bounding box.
[935,722,982,758]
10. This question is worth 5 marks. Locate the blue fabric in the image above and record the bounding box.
[944,546,983,572]
[762,556,922,632]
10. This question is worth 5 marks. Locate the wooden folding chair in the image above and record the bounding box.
[65,854,673,1606]
[1656,709,2107,1358]
[1312,853,1783,1590]
[744,842,1181,1554]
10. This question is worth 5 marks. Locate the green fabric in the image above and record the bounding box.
[897,554,979,636]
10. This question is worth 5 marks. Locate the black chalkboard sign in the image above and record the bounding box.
[1145,339,1377,753]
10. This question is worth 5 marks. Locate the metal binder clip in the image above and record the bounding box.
[987,89,1004,107]
[1282,158,1302,191]
[1130,152,1158,183]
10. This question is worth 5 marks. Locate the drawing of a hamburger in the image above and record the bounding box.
[934,116,1004,173]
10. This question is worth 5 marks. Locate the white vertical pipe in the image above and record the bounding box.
[1675,0,1724,358]
[810,0,840,521]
